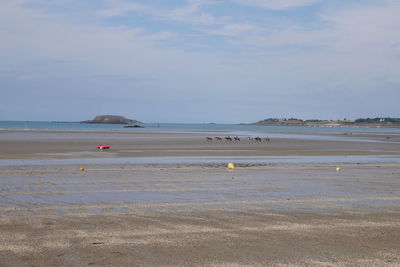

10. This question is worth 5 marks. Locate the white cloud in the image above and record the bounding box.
[0,0,243,94]
[233,0,320,10]
[216,1,400,83]
[98,0,227,26]
[97,2,148,17]
[200,23,257,37]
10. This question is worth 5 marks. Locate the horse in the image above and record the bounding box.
[206,137,213,142]
[247,136,254,141]
[225,136,233,141]
[234,136,240,141]
[254,136,262,142]
[215,137,223,141]
[264,137,271,142]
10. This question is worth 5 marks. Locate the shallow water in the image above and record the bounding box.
[1,155,400,168]
[2,121,400,133]
[232,130,397,143]
[1,167,399,215]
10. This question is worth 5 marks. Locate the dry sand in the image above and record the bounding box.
[0,129,400,266]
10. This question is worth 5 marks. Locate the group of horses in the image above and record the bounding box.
[206,136,271,142]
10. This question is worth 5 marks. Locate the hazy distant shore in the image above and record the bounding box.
[247,117,400,128]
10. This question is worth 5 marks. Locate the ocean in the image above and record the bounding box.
[1,120,400,134]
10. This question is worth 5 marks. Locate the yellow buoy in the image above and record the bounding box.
[336,167,341,172]
[227,163,235,170]
[80,167,85,171]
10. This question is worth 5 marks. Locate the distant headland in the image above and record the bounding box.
[81,115,142,124]
[245,117,400,128]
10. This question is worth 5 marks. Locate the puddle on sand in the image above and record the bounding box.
[35,151,113,156]
[1,155,400,168]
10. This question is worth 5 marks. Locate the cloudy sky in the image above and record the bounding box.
[1,0,399,123]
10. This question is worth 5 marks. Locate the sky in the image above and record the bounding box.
[0,0,399,123]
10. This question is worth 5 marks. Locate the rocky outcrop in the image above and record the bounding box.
[82,115,141,124]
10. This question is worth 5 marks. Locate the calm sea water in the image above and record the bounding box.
[1,121,400,135]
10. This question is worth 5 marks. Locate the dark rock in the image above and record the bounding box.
[82,115,141,124]
[123,124,144,128]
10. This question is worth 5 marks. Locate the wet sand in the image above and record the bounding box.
[0,129,399,160]
[1,129,400,266]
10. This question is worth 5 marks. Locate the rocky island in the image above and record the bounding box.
[246,117,400,128]
[82,115,142,124]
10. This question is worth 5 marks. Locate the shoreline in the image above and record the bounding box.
[1,129,400,266]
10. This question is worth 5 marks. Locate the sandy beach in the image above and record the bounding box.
[1,129,400,266]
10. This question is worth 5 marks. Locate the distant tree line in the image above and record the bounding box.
[261,117,400,123]
[355,117,400,123]
[263,118,302,122]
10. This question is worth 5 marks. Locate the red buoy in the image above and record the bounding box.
[96,145,110,150]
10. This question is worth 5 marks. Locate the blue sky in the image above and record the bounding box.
[0,0,399,123]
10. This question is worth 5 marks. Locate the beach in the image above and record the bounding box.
[1,129,400,266]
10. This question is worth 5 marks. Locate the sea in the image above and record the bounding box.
[1,121,400,137]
